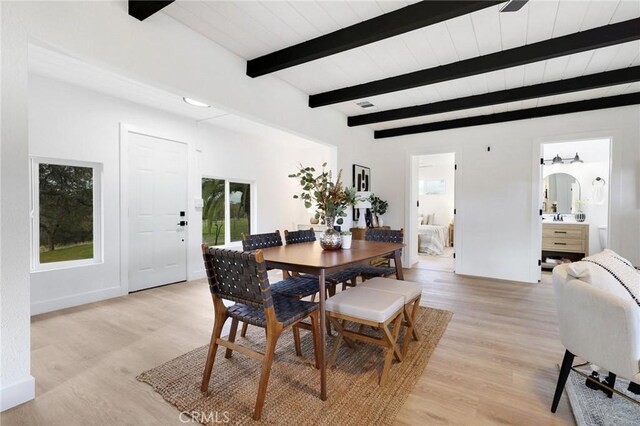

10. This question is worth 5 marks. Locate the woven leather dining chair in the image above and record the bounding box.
[284,229,360,295]
[352,228,404,280]
[201,246,321,421]
[240,231,320,337]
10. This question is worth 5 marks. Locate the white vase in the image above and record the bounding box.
[378,217,384,227]
[341,235,352,249]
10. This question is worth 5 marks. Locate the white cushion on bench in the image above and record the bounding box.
[360,277,422,303]
[326,287,404,323]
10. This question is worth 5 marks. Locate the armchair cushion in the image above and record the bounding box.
[567,249,639,306]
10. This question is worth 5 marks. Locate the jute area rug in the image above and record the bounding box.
[565,365,640,426]
[137,307,452,425]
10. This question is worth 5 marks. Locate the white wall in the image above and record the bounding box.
[372,106,640,283]
[28,74,333,313]
[1,1,373,409]
[1,1,35,411]
[418,153,455,226]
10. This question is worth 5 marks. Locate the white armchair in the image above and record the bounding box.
[551,263,640,412]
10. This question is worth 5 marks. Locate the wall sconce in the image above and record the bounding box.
[545,152,584,165]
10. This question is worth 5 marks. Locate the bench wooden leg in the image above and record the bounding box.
[380,315,403,385]
[328,317,344,367]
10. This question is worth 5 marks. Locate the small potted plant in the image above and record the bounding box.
[369,193,389,227]
[341,231,352,249]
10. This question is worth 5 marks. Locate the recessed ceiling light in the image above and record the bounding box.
[183,97,210,108]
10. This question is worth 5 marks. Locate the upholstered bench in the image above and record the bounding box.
[360,277,422,356]
[326,286,404,385]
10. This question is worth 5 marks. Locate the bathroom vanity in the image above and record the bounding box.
[541,222,589,269]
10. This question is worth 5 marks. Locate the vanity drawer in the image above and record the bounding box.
[543,238,585,252]
[543,227,586,240]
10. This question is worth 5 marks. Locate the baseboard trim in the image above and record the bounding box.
[0,375,35,411]
[31,286,122,315]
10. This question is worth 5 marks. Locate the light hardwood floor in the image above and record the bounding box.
[1,270,574,425]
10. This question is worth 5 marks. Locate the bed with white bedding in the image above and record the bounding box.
[417,224,450,255]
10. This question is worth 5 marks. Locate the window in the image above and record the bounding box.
[31,158,102,270]
[202,178,251,246]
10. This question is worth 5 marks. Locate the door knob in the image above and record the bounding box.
[177,221,187,226]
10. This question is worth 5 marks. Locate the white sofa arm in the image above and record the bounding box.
[553,264,640,381]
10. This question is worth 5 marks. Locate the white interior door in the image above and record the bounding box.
[128,133,188,292]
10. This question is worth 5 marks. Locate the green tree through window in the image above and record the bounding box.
[202,179,251,246]
[39,164,94,263]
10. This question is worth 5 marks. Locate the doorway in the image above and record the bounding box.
[126,132,188,292]
[539,138,611,273]
[414,153,455,272]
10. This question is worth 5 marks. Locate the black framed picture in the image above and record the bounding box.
[352,164,371,222]
[352,164,370,192]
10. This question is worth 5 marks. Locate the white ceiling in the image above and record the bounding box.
[164,0,640,133]
[28,44,229,122]
[27,44,322,147]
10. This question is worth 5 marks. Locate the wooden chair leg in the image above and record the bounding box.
[240,321,249,337]
[292,325,302,357]
[201,314,227,392]
[309,311,322,369]
[551,350,575,413]
[401,297,421,357]
[225,318,239,358]
[253,328,280,421]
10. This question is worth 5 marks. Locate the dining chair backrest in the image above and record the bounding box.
[202,246,273,310]
[241,230,283,251]
[365,228,404,244]
[284,229,316,245]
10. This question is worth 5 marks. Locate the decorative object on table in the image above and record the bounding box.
[289,163,359,250]
[137,306,452,425]
[369,193,389,228]
[354,191,371,228]
[310,216,319,225]
[341,231,352,249]
[574,199,587,222]
[321,218,343,250]
[353,164,370,192]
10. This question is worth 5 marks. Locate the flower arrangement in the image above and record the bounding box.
[289,163,358,225]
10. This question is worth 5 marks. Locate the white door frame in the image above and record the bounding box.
[119,123,190,294]
[405,149,461,271]
[532,131,614,282]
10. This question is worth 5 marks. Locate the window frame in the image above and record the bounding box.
[201,175,254,247]
[30,157,103,272]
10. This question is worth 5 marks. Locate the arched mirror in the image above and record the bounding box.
[543,173,581,213]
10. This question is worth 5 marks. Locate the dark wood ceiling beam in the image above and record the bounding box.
[129,1,175,21]
[246,1,504,78]
[374,92,640,138]
[310,18,640,107]
[349,66,640,126]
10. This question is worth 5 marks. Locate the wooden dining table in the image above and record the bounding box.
[260,239,405,401]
